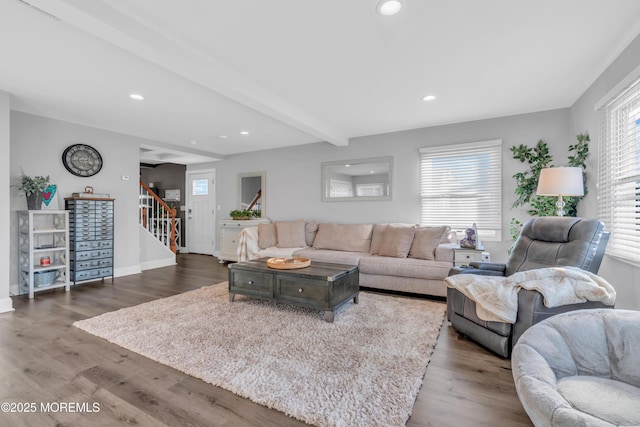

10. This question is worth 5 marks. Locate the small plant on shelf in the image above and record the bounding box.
[18,173,50,196]
[18,172,50,210]
[229,209,261,220]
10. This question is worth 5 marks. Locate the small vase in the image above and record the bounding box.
[26,191,43,210]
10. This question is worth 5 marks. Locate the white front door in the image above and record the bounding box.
[186,170,216,255]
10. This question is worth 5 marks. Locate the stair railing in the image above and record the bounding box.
[247,189,262,212]
[139,181,177,253]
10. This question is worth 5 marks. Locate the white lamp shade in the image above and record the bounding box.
[536,167,585,196]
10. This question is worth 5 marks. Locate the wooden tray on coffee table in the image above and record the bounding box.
[267,257,311,269]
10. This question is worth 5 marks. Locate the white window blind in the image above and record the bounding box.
[329,179,353,197]
[420,140,502,241]
[598,76,640,264]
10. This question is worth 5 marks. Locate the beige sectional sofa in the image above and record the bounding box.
[236,220,455,297]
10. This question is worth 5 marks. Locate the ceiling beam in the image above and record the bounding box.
[27,0,349,147]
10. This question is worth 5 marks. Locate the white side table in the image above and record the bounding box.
[453,247,490,267]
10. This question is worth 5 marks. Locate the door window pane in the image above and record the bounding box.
[192,179,208,196]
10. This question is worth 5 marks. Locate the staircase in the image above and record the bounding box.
[139,181,177,253]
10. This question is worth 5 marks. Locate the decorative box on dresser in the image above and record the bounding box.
[218,218,270,263]
[17,210,70,299]
[65,197,115,284]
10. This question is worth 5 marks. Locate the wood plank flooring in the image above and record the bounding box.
[0,254,532,426]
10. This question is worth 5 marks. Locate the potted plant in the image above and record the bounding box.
[229,209,261,220]
[18,173,50,210]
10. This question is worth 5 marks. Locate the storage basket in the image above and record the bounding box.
[34,270,58,287]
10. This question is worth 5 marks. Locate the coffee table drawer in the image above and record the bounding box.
[276,276,328,307]
[229,270,274,298]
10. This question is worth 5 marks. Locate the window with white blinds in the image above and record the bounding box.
[597,75,640,264]
[420,140,502,241]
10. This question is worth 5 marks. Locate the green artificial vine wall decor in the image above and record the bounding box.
[510,133,590,217]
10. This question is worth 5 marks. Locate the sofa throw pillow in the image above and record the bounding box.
[305,220,319,246]
[370,223,419,254]
[312,223,373,252]
[409,226,449,260]
[276,220,307,248]
[377,225,416,258]
[258,223,277,249]
[369,224,389,255]
[440,225,453,243]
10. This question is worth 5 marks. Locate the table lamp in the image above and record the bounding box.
[536,167,584,216]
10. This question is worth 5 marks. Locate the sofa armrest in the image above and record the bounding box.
[434,243,456,263]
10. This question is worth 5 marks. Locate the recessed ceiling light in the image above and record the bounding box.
[129,93,144,101]
[240,131,250,135]
[218,135,228,139]
[345,164,351,167]
[422,94,437,102]
[377,0,404,16]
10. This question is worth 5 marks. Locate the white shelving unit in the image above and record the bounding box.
[18,210,70,299]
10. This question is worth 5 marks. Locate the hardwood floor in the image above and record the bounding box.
[0,254,532,426]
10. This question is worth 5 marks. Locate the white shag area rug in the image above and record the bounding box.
[74,282,446,427]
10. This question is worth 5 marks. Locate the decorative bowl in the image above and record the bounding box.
[267,257,311,269]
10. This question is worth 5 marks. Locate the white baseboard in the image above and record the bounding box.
[139,258,177,271]
[114,265,143,277]
[9,283,19,297]
[0,297,14,314]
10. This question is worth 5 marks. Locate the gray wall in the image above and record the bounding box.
[569,32,640,310]
[10,112,143,294]
[190,108,572,268]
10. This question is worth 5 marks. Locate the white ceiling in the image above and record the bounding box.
[2,0,640,164]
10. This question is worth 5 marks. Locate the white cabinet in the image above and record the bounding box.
[18,210,70,299]
[453,248,491,267]
[218,218,270,263]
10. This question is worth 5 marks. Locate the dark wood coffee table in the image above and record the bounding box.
[228,258,359,322]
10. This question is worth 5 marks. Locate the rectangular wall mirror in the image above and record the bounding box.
[322,157,393,202]
[238,171,266,217]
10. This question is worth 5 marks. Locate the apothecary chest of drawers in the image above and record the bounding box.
[65,197,115,284]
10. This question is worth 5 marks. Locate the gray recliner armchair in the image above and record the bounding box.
[446,217,612,358]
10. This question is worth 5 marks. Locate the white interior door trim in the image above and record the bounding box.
[185,168,216,255]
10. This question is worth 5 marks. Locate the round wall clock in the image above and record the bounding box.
[62,144,103,177]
